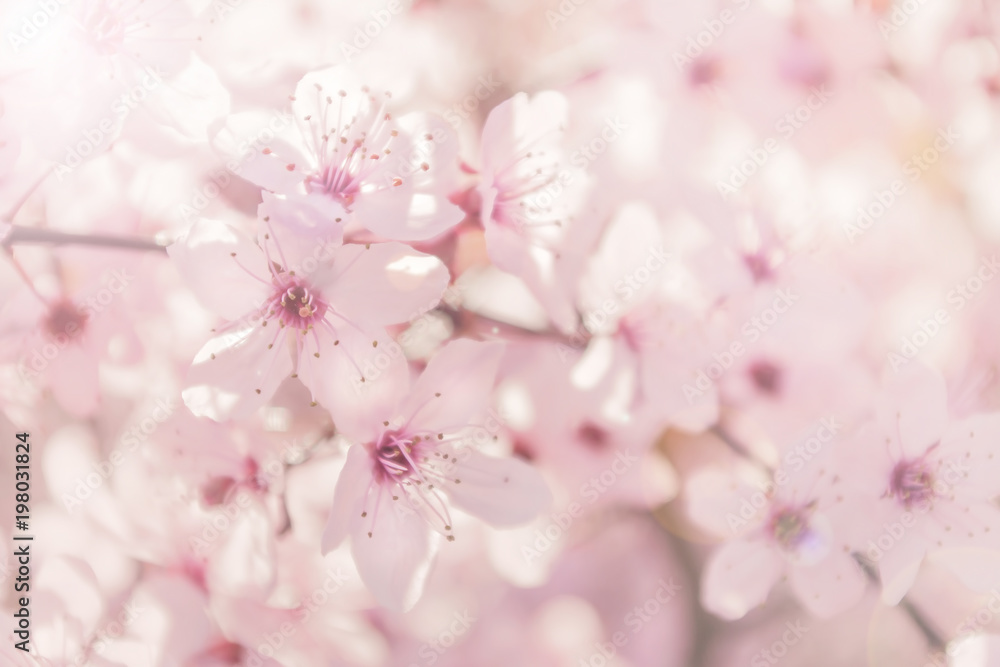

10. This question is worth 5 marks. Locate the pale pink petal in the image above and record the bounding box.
[321,443,374,554]
[210,110,306,193]
[296,324,408,440]
[482,215,531,275]
[877,363,949,458]
[319,242,449,328]
[167,218,272,321]
[182,325,293,421]
[479,91,568,175]
[701,539,785,620]
[258,191,345,248]
[577,202,665,330]
[402,339,504,434]
[207,502,276,598]
[351,175,464,242]
[789,551,867,617]
[350,482,435,611]
[48,340,100,417]
[444,448,551,527]
[0,125,20,179]
[934,548,1000,593]
[291,66,368,123]
[353,113,464,241]
[876,535,926,605]
[940,413,1000,489]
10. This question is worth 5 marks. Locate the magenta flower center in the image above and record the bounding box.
[373,430,423,483]
[767,505,812,552]
[749,360,783,396]
[743,252,774,283]
[888,458,938,510]
[299,85,404,206]
[360,428,462,541]
[45,300,87,339]
[576,422,609,451]
[267,280,327,330]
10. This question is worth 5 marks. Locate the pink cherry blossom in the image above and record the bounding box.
[321,338,551,610]
[212,66,464,242]
[7,2,1000,664]
[689,426,867,619]
[834,363,1000,604]
[168,202,449,422]
[475,90,591,330]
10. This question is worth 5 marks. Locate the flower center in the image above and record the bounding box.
[268,280,327,330]
[743,252,774,283]
[576,422,609,451]
[749,360,783,396]
[888,457,939,510]
[299,85,403,205]
[45,300,87,339]
[767,505,812,552]
[374,431,421,483]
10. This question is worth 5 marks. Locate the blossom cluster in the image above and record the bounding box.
[2,0,1000,666]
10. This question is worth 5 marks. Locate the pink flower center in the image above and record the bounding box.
[298,85,407,206]
[767,504,813,552]
[888,457,938,510]
[361,428,460,541]
[576,422,609,451]
[689,57,722,87]
[743,252,774,283]
[749,360,783,396]
[200,458,268,506]
[200,642,244,663]
[45,300,87,339]
[267,280,328,331]
[374,430,423,483]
